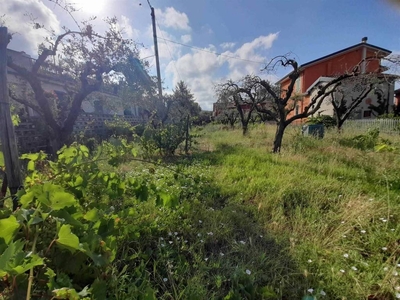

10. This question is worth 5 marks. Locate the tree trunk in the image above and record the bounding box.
[273,122,286,153]
[242,125,248,135]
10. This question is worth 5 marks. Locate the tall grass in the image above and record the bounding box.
[194,123,400,299]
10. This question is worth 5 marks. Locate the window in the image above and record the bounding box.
[363,110,372,118]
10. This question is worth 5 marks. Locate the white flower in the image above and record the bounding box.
[391,229,395,232]
[174,232,178,235]
[320,290,326,296]
[397,264,400,267]
[384,267,389,271]
[341,221,345,224]
[204,257,208,261]
[343,253,349,258]
[395,286,400,291]
[245,269,251,275]
[239,240,246,245]
[343,235,347,238]
[199,220,203,224]
[168,232,172,236]
[394,271,399,276]
[307,259,312,263]
[307,288,314,293]
[351,266,358,271]
[169,241,173,244]
[176,237,180,240]
[369,198,374,201]
[382,247,388,251]
[163,278,168,282]
[160,237,164,241]
[220,252,225,256]
[340,269,345,273]
[396,293,400,299]
[207,232,213,236]
[259,235,263,238]
[383,219,388,223]
[184,240,188,243]
[338,195,343,198]
[200,239,204,243]
[197,233,201,237]
[379,217,384,220]
[360,230,366,234]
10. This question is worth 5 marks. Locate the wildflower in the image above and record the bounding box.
[340,269,345,273]
[394,271,399,276]
[184,240,188,243]
[396,293,400,299]
[338,195,343,198]
[204,257,208,261]
[382,247,388,251]
[169,241,173,244]
[382,219,388,223]
[391,229,395,232]
[384,267,389,271]
[397,264,400,267]
[379,217,384,220]
[351,266,358,271]
[200,239,204,243]
[343,235,347,238]
[160,237,164,240]
[199,220,203,224]
[307,288,314,293]
[174,232,178,235]
[207,232,213,236]
[163,278,168,282]
[168,232,172,236]
[239,240,246,245]
[176,237,180,240]
[343,253,349,258]
[360,230,366,234]
[308,259,312,263]
[197,233,201,237]
[341,221,345,224]
[320,290,326,296]
[369,198,374,201]
[245,269,251,275]
[395,286,400,291]
[220,252,225,256]
[259,235,263,238]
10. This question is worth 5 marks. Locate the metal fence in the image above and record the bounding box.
[343,119,400,134]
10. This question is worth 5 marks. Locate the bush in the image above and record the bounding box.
[307,115,337,128]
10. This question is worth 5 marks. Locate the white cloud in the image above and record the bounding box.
[2,0,60,54]
[119,15,140,39]
[220,42,236,49]
[165,33,280,110]
[154,7,190,31]
[181,34,192,43]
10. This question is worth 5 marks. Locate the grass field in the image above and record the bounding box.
[178,123,400,299]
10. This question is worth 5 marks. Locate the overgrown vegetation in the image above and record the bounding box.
[2,123,400,299]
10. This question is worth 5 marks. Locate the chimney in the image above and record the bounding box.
[361,37,368,74]
[361,37,368,43]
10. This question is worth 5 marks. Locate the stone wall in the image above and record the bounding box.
[15,113,144,153]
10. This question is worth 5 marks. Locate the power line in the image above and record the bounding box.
[157,37,266,64]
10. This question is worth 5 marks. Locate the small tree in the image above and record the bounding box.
[6,5,144,152]
[219,57,363,152]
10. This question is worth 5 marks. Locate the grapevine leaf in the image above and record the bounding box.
[0,215,21,245]
[27,160,35,171]
[12,253,44,275]
[50,191,77,210]
[0,240,24,276]
[20,191,35,207]
[52,288,80,300]
[56,225,80,253]
[156,192,178,208]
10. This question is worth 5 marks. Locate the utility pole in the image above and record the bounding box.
[0,27,22,210]
[147,0,163,99]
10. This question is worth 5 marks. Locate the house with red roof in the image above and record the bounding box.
[277,37,395,121]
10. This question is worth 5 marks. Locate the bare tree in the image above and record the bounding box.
[219,56,365,152]
[6,5,143,153]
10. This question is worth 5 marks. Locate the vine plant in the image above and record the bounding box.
[0,142,175,299]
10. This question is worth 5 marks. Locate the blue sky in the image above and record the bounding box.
[3,0,400,110]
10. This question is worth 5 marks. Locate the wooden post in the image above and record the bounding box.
[0,27,22,210]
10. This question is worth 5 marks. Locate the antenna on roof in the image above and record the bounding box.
[361,37,368,43]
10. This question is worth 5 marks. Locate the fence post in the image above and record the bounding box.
[0,27,23,210]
